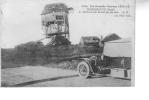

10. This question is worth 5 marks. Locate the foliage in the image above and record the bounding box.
[1,41,103,69]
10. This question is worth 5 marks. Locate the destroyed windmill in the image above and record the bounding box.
[41,3,73,46]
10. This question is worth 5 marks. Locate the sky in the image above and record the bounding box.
[1,0,135,48]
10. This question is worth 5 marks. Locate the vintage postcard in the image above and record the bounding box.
[1,0,135,87]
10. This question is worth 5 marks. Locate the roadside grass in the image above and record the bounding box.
[1,60,79,71]
[2,62,26,69]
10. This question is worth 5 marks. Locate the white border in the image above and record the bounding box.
[2,0,149,100]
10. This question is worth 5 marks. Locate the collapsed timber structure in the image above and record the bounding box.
[41,3,72,45]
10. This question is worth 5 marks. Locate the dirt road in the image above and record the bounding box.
[1,66,131,87]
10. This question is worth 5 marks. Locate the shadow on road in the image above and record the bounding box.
[10,75,78,87]
[87,74,108,79]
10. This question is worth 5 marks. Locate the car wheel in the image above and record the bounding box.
[77,61,91,78]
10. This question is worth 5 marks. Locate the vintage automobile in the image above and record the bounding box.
[77,38,132,79]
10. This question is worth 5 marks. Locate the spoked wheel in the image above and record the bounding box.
[77,61,91,78]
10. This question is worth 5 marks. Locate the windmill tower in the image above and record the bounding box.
[41,3,72,46]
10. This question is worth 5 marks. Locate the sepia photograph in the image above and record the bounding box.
[1,0,135,87]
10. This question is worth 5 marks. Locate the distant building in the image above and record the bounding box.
[79,36,100,47]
